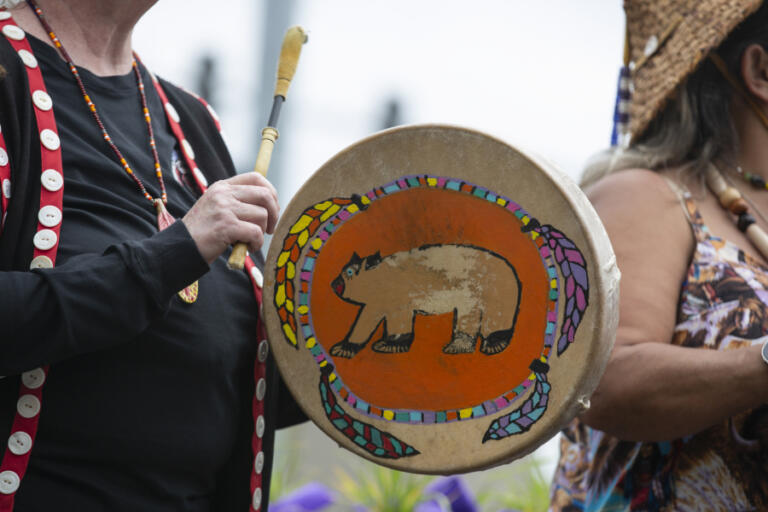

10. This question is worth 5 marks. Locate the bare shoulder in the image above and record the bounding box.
[586,169,695,345]
[586,169,691,247]
[587,168,681,215]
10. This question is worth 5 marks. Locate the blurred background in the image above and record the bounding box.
[135,1,623,509]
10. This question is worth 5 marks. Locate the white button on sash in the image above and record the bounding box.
[2,25,24,41]
[0,147,8,167]
[192,167,208,188]
[32,90,52,111]
[16,394,40,419]
[41,169,63,191]
[250,266,263,288]
[0,470,20,495]
[40,129,60,151]
[0,11,12,21]
[2,178,10,198]
[181,139,195,160]
[21,368,45,390]
[254,451,265,474]
[18,49,38,68]
[252,488,262,511]
[30,255,53,269]
[256,378,266,401]
[164,102,180,123]
[257,340,269,363]
[38,205,62,227]
[7,431,32,456]
[206,104,220,123]
[256,415,265,438]
[33,229,57,251]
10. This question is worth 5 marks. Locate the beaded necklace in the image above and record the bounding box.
[702,53,768,263]
[736,166,768,191]
[27,0,198,302]
[705,164,768,262]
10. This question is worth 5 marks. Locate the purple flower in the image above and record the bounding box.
[415,499,446,512]
[426,477,478,512]
[270,482,335,512]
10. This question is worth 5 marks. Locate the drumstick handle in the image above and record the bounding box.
[228,127,279,269]
[253,127,280,177]
[275,26,308,98]
[227,26,307,271]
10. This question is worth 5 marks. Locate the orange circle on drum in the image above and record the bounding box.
[309,186,550,413]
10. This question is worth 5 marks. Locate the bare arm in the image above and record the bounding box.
[581,169,768,441]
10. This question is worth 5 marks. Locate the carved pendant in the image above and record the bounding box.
[177,280,199,303]
[155,199,198,304]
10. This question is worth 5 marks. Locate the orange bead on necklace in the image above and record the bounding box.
[28,0,198,303]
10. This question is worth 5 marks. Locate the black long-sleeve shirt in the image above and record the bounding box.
[0,34,302,511]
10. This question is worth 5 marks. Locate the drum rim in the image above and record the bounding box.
[264,123,619,473]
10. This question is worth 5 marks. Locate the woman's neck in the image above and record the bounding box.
[733,96,768,178]
[10,0,156,76]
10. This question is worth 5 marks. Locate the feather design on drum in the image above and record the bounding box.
[483,360,551,442]
[483,224,589,442]
[273,195,370,347]
[319,364,420,459]
[539,224,590,356]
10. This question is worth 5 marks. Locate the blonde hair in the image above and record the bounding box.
[580,81,728,187]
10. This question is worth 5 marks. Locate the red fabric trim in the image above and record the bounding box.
[0,14,64,512]
[147,74,209,195]
[245,259,266,511]
[178,85,223,133]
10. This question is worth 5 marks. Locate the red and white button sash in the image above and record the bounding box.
[0,12,268,511]
[0,11,63,510]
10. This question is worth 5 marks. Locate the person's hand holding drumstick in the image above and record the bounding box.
[182,172,279,264]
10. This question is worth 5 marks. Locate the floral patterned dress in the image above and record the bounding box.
[550,195,768,511]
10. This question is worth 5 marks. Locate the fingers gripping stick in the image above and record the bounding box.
[228,26,308,270]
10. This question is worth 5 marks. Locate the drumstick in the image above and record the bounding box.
[227,25,308,270]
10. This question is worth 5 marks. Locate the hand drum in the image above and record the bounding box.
[263,125,619,474]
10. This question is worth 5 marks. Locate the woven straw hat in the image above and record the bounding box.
[626,0,763,140]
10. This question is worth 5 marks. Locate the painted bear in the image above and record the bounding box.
[329,244,521,358]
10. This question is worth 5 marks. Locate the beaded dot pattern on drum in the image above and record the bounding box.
[272,174,589,457]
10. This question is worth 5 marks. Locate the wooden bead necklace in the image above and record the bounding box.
[27,0,198,302]
[705,164,768,262]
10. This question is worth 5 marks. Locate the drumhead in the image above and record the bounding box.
[264,125,618,474]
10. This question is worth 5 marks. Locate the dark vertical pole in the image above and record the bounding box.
[196,55,217,109]
[380,97,404,130]
[255,0,297,197]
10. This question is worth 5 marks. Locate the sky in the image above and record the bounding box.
[134,0,625,482]
[134,0,624,201]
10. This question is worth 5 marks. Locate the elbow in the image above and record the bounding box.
[578,385,620,434]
